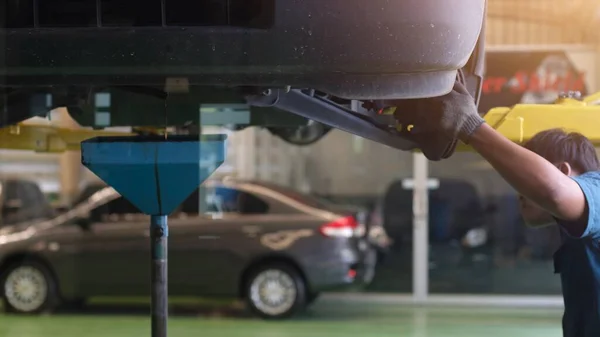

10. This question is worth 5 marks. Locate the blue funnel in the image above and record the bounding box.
[81,135,226,215]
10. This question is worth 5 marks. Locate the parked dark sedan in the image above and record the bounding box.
[0,178,377,319]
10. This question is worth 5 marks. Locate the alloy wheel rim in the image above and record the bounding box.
[4,266,48,312]
[249,269,297,316]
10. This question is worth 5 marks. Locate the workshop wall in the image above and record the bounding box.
[301,134,514,197]
[487,0,597,46]
[0,150,61,195]
[302,130,413,196]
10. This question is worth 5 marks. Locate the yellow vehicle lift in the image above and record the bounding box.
[0,123,136,152]
[456,91,600,151]
[1,92,600,153]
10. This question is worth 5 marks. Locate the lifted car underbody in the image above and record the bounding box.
[0,0,487,151]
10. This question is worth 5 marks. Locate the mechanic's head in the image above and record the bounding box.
[519,128,599,226]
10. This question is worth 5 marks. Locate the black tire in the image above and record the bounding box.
[306,292,321,306]
[1,260,59,315]
[244,263,307,320]
[267,121,332,146]
[63,298,87,311]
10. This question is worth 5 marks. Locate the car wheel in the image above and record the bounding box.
[267,120,332,146]
[1,261,59,314]
[245,263,307,319]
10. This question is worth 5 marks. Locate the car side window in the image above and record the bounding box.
[238,191,269,214]
[190,186,241,214]
[190,186,269,215]
[210,187,242,213]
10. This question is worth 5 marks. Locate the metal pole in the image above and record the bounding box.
[412,152,429,302]
[150,215,168,337]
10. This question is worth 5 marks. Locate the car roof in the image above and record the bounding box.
[80,178,315,208]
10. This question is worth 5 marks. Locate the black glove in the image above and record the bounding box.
[396,123,459,161]
[394,81,485,144]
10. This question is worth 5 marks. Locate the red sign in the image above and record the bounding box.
[478,51,589,113]
[483,71,586,95]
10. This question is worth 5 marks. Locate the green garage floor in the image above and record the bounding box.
[0,300,562,337]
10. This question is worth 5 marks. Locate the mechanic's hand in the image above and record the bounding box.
[393,81,485,144]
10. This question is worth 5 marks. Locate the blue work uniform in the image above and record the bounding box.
[554,171,600,337]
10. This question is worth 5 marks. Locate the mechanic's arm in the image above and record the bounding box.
[397,81,588,232]
[468,123,587,227]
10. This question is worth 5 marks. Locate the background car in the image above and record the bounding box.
[74,180,393,260]
[0,178,377,319]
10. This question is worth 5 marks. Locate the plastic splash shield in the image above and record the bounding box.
[81,134,227,216]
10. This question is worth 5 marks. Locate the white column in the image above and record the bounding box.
[412,152,429,302]
[236,128,258,180]
[53,108,82,206]
[59,151,81,206]
[295,147,311,193]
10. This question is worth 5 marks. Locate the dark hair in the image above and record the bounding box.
[524,128,600,173]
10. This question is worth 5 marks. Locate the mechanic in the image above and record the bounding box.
[395,81,600,337]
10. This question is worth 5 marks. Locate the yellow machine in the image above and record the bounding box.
[456,91,600,150]
[1,92,600,153]
[0,123,135,152]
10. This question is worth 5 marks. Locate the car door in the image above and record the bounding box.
[76,196,149,297]
[167,186,229,295]
[168,185,262,296]
[167,214,221,295]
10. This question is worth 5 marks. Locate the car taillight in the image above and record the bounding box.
[320,216,359,238]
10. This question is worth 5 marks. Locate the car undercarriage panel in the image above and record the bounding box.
[1,0,485,99]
